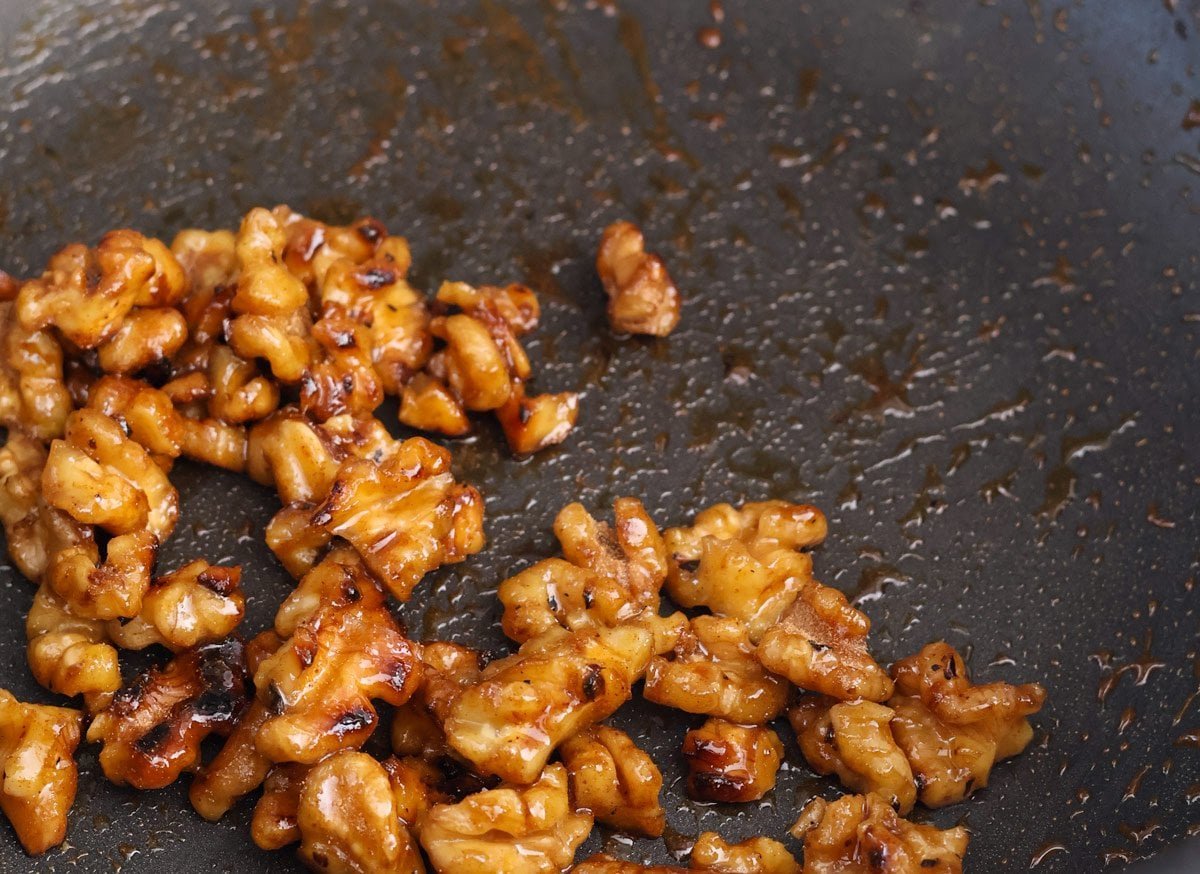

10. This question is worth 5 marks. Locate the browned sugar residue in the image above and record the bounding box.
[696,26,722,48]
[1183,100,1200,130]
[1175,731,1200,749]
[1123,764,1151,802]
[797,67,820,109]
[1118,706,1137,733]
[708,0,725,23]
[1029,842,1067,867]
[1093,632,1167,705]
[1032,255,1077,292]
[348,66,408,181]
[1147,504,1177,528]
[617,13,699,168]
[958,158,1008,194]
[852,563,911,605]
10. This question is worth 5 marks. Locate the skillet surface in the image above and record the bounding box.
[0,1,1198,871]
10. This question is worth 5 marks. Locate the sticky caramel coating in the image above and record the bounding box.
[441,625,654,784]
[312,435,485,601]
[665,501,827,641]
[170,228,237,296]
[682,718,783,804]
[0,301,72,440]
[274,206,385,291]
[755,581,892,703]
[107,560,244,651]
[252,762,310,851]
[26,584,121,703]
[644,616,788,725]
[789,697,916,814]
[688,834,801,873]
[398,373,470,437]
[595,221,681,337]
[561,725,666,837]
[0,690,82,855]
[272,546,374,638]
[96,306,188,375]
[87,639,247,789]
[791,793,968,874]
[88,375,185,459]
[420,764,592,874]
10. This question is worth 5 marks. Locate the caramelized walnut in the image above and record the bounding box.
[87,638,247,789]
[682,718,783,804]
[107,560,244,651]
[274,206,384,290]
[45,529,156,621]
[561,724,665,837]
[791,794,968,873]
[209,344,280,424]
[0,302,72,440]
[398,373,470,437]
[253,762,311,850]
[87,375,186,460]
[96,306,188,375]
[644,616,788,725]
[170,228,237,296]
[596,221,681,337]
[789,698,915,814]
[26,584,121,703]
[420,763,592,874]
[299,312,384,422]
[689,834,800,873]
[0,690,82,855]
[265,503,334,579]
[495,381,580,455]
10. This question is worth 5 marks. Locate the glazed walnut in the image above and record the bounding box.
[791,793,968,874]
[170,228,237,296]
[265,502,334,579]
[253,762,311,850]
[440,625,655,784]
[87,375,185,460]
[595,221,681,337]
[560,724,666,837]
[682,718,783,803]
[0,302,72,440]
[887,642,1046,808]
[495,381,580,456]
[274,206,385,290]
[87,638,247,789]
[399,373,470,437]
[26,584,121,703]
[420,763,592,874]
[665,501,826,640]
[299,312,384,422]
[788,698,916,814]
[96,306,188,375]
[107,560,244,651]
[312,435,485,601]
[690,834,801,873]
[209,344,280,424]
[44,528,156,621]
[0,690,82,855]
[644,616,788,725]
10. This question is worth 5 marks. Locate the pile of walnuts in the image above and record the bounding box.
[0,209,1044,873]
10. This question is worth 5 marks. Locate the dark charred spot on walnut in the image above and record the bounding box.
[134,721,172,754]
[823,724,836,744]
[332,707,373,736]
[354,219,385,245]
[357,267,396,289]
[944,657,958,680]
[139,357,174,387]
[582,663,605,700]
[546,592,560,613]
[914,773,927,792]
[922,861,939,868]
[386,656,412,692]
[809,640,829,652]
[518,402,531,424]
[582,588,595,608]
[311,850,330,869]
[196,567,240,596]
[436,755,500,800]
[340,375,354,393]
[868,846,887,870]
[690,771,748,803]
[192,689,237,723]
[267,681,287,716]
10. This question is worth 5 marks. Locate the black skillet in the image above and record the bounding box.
[1,1,1198,871]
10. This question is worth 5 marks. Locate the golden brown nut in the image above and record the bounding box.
[312,435,485,601]
[253,762,311,850]
[596,221,681,337]
[682,718,783,803]
[887,642,1046,808]
[441,625,655,784]
[87,638,248,789]
[43,408,179,540]
[665,502,826,640]
[496,382,580,455]
[275,207,385,290]
[398,373,470,436]
[170,228,237,296]
[107,560,244,651]
[420,763,592,874]
[96,307,188,375]
[253,564,422,763]
[415,641,487,726]
[45,529,156,621]
[755,582,892,703]
[87,375,186,459]
[390,702,449,761]
[208,344,280,424]
[296,751,426,873]
[179,415,248,472]
[265,502,334,579]
[0,301,72,440]
[26,583,121,703]
[574,858,685,874]
[300,311,385,421]
[791,793,968,873]
[689,834,800,873]
[272,546,372,638]
[789,697,916,814]
[0,690,82,855]
[382,754,487,829]
[561,725,665,837]
[0,268,18,301]
[131,235,189,307]
[644,616,787,725]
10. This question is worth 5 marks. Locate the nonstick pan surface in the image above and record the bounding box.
[0,1,1198,871]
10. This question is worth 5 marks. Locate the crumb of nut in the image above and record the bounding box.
[791,792,969,873]
[0,689,82,855]
[561,725,666,837]
[683,718,784,803]
[689,832,801,873]
[596,220,681,337]
[106,559,244,651]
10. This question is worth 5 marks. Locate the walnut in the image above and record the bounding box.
[44,529,156,621]
[106,560,244,651]
[42,408,179,540]
[26,583,121,703]
[87,375,186,460]
[209,344,280,424]
[664,501,826,640]
[312,435,485,601]
[296,751,425,874]
[253,564,422,763]
[87,638,247,789]
[560,724,665,837]
[0,690,82,855]
[420,763,592,874]
[495,382,580,455]
[595,221,681,337]
[574,858,685,874]
[398,373,470,437]
[791,794,968,874]
[644,616,787,725]
[179,415,248,472]
[788,698,916,814]
[682,718,783,803]
[272,546,374,638]
[0,301,72,440]
[96,306,188,375]
[689,834,800,873]
[274,207,385,290]
[415,641,486,727]
[265,502,334,579]
[252,762,310,850]
[755,582,892,703]
[440,625,655,784]
[170,228,237,296]
[299,311,385,421]
[887,642,1046,808]
[0,268,17,301]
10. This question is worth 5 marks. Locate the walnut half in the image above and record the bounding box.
[596,221,681,337]
[560,724,665,837]
[682,718,783,804]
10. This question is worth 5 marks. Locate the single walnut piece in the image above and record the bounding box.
[789,697,916,814]
[689,833,801,873]
[209,344,280,424]
[440,625,655,784]
[170,228,237,297]
[560,725,666,837]
[26,584,121,703]
[0,689,82,855]
[96,306,188,375]
[296,751,425,874]
[274,206,385,291]
[0,301,72,440]
[272,546,374,638]
[596,221,681,337]
[252,762,311,851]
[644,616,788,725]
[682,718,783,803]
[265,502,334,579]
[87,639,247,789]
[495,381,580,455]
[791,793,969,874]
[45,528,157,621]
[420,763,592,874]
[312,435,485,601]
[299,312,385,422]
[107,560,244,651]
[665,501,826,641]
[398,373,470,437]
[887,642,1046,808]
[87,376,185,460]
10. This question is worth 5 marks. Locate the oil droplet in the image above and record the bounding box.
[696,26,721,48]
